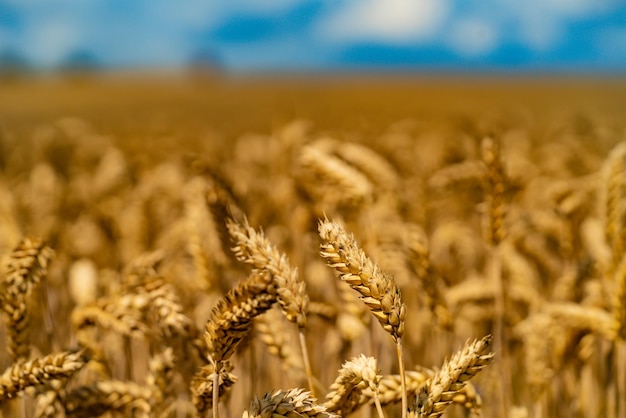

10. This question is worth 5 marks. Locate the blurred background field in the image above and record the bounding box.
[2,1,626,418]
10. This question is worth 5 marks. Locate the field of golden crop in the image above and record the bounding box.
[1,74,626,418]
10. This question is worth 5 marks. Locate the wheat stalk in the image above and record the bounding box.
[318,218,407,418]
[191,360,238,416]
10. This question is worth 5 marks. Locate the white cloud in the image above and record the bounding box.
[448,19,498,56]
[316,0,450,44]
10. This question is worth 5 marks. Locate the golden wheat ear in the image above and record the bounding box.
[318,218,408,418]
[63,380,152,418]
[1,237,55,361]
[0,350,86,401]
[226,217,316,395]
[244,389,339,418]
[324,355,383,418]
[415,335,494,418]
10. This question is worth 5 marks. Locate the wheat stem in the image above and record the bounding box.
[397,338,407,418]
[373,392,385,418]
[300,329,316,397]
[213,363,220,418]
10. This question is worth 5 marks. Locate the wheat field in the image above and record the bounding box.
[0,75,626,418]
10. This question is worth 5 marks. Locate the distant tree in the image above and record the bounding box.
[0,49,31,78]
[58,49,101,73]
[187,48,223,75]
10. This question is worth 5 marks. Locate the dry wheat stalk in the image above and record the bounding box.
[318,218,407,418]
[415,335,494,418]
[243,388,339,418]
[324,355,383,417]
[0,350,86,401]
[191,360,238,415]
[63,380,152,418]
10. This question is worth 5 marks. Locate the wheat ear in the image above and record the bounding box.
[371,369,483,414]
[256,308,307,384]
[227,218,314,395]
[324,355,384,418]
[295,144,373,209]
[416,335,494,418]
[146,347,176,415]
[405,223,451,328]
[63,380,152,418]
[481,136,508,416]
[318,218,407,418]
[1,237,54,361]
[602,142,626,273]
[204,269,277,418]
[244,389,339,418]
[0,350,86,400]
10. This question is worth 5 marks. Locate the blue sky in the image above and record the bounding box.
[0,0,625,72]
